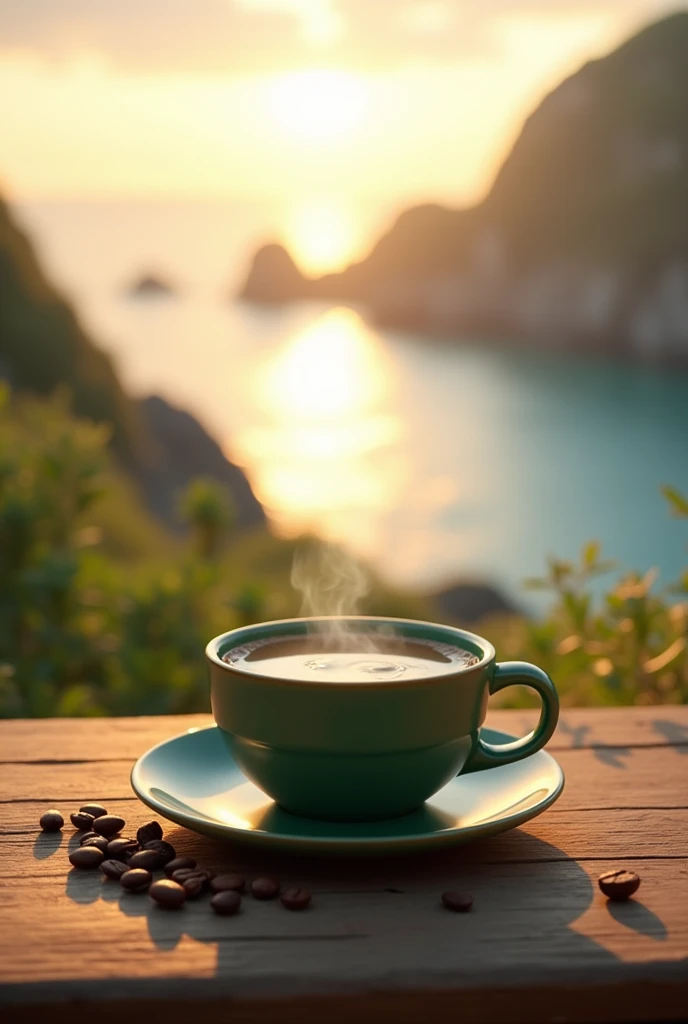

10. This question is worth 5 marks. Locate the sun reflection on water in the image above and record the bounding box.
[233,307,407,542]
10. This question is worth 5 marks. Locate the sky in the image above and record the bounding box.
[0,0,682,210]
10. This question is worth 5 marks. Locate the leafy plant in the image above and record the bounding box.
[0,387,430,716]
[484,490,687,706]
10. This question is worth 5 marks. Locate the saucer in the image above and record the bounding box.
[131,726,564,856]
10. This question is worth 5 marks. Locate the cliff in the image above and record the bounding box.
[136,395,264,530]
[240,12,688,361]
[0,196,140,458]
[0,195,265,530]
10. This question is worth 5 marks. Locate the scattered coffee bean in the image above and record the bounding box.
[137,821,163,846]
[143,839,175,864]
[93,815,125,838]
[150,879,187,908]
[39,809,64,832]
[165,856,197,877]
[120,868,152,893]
[181,875,206,899]
[79,803,108,819]
[81,835,109,854]
[69,846,105,870]
[251,877,280,900]
[280,887,311,911]
[70,811,95,832]
[128,848,163,870]
[211,873,245,894]
[210,891,241,916]
[106,838,138,861]
[441,892,473,913]
[100,859,129,881]
[598,870,640,901]
[172,868,211,885]
[79,831,100,845]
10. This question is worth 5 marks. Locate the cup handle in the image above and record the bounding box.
[466,661,559,771]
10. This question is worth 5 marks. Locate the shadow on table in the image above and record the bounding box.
[652,718,688,751]
[557,720,591,748]
[556,719,633,768]
[60,826,664,975]
[32,831,64,860]
[590,747,631,768]
[606,898,667,940]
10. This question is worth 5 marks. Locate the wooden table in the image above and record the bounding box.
[1,708,687,1023]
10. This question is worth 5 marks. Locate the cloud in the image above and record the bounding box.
[0,0,674,74]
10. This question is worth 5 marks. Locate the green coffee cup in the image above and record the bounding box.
[206,616,559,822]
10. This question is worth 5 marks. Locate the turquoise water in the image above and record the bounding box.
[15,200,688,607]
[387,333,688,604]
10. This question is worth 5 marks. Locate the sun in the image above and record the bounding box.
[282,196,365,275]
[268,69,367,142]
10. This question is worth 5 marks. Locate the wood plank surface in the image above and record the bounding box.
[1,706,687,763]
[1,709,687,1024]
[2,745,687,810]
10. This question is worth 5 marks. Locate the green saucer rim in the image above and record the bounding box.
[130,724,565,853]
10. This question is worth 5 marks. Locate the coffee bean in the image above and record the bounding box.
[143,839,175,864]
[69,846,105,870]
[79,803,108,819]
[70,811,95,832]
[81,835,109,854]
[149,879,187,908]
[598,870,641,901]
[93,815,125,837]
[106,838,139,861]
[251,877,280,900]
[210,891,241,916]
[39,809,64,832]
[79,831,100,845]
[128,848,163,870]
[181,875,206,899]
[100,859,129,881]
[136,821,163,846]
[165,856,197,877]
[172,868,211,885]
[210,873,245,894]
[280,887,311,910]
[441,892,473,913]
[120,868,152,893]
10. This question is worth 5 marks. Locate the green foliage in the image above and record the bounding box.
[179,478,235,560]
[0,389,432,717]
[0,390,232,716]
[484,487,688,707]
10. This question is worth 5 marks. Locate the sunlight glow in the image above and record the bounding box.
[233,307,407,533]
[261,306,387,421]
[282,196,365,275]
[268,69,367,141]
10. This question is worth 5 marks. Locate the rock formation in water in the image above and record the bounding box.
[238,243,309,304]
[431,582,521,627]
[240,12,688,361]
[126,273,176,298]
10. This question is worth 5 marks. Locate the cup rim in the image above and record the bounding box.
[205,615,495,689]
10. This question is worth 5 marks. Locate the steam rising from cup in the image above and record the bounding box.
[291,541,382,650]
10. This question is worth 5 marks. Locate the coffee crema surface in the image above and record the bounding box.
[221,634,479,682]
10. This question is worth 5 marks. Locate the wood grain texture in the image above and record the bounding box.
[1,708,687,1024]
[2,746,687,810]
[1,706,686,762]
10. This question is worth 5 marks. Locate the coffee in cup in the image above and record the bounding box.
[207,616,559,822]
